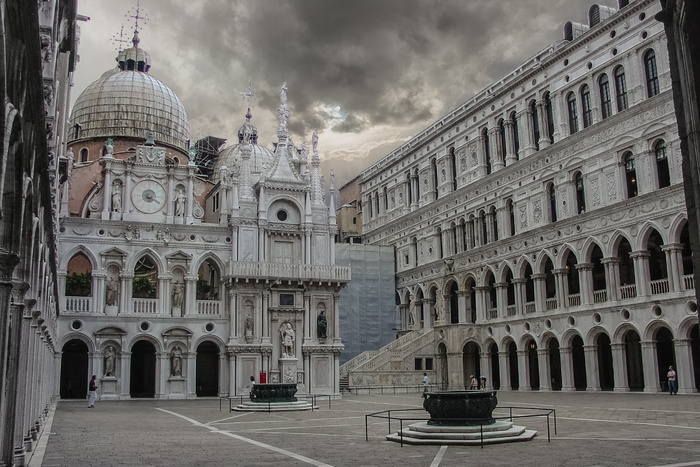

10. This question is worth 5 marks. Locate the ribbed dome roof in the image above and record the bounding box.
[211,142,275,183]
[68,49,189,151]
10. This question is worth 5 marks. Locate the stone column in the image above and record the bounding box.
[504,119,517,165]
[576,263,593,305]
[560,347,575,391]
[119,273,133,314]
[166,167,175,222]
[662,243,683,292]
[584,345,600,391]
[537,348,552,391]
[532,273,546,312]
[512,278,526,315]
[498,350,511,390]
[92,271,106,314]
[611,343,629,392]
[517,350,530,390]
[124,166,133,219]
[184,275,197,317]
[447,352,463,390]
[480,351,491,390]
[641,340,659,392]
[101,157,113,220]
[630,250,651,297]
[227,350,236,396]
[120,351,131,398]
[490,127,504,171]
[454,223,465,253]
[601,257,620,301]
[333,292,341,341]
[554,268,568,309]
[537,100,550,149]
[519,108,536,158]
[410,174,419,211]
[494,282,506,319]
[674,338,694,394]
[456,291,467,324]
[186,167,195,224]
[261,291,270,344]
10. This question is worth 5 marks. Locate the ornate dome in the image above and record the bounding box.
[211,108,274,183]
[211,142,275,183]
[68,33,189,151]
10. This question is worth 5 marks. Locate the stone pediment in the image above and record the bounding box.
[101,247,128,258]
[165,251,192,268]
[162,327,193,347]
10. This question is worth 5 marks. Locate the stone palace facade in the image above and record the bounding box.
[57,32,347,400]
[343,0,700,394]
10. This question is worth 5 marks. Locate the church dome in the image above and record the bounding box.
[211,108,274,183]
[68,32,189,151]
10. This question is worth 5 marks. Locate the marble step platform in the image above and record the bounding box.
[386,420,537,445]
[232,401,317,412]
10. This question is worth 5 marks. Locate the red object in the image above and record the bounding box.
[259,372,266,383]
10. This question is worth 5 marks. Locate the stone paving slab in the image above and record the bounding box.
[30,391,700,467]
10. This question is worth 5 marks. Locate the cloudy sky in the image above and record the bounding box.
[73,0,615,188]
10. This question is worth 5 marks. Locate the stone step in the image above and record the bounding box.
[232,401,317,412]
[386,421,537,445]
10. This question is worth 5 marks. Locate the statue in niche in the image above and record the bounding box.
[245,313,253,335]
[106,278,118,306]
[171,346,183,377]
[408,308,416,326]
[172,281,184,308]
[175,190,186,216]
[317,310,327,339]
[112,184,122,212]
[280,322,295,358]
[103,345,116,376]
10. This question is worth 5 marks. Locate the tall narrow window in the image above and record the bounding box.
[431,158,438,197]
[614,66,628,111]
[545,93,555,143]
[567,92,579,134]
[80,148,88,162]
[508,199,516,236]
[383,187,388,210]
[498,119,507,166]
[449,147,457,190]
[511,111,520,159]
[575,172,586,214]
[548,183,557,222]
[655,140,670,188]
[483,128,491,175]
[530,100,540,151]
[644,49,660,97]
[624,152,637,198]
[581,84,592,128]
[599,74,612,119]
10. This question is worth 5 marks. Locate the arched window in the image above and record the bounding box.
[490,206,498,242]
[567,92,579,134]
[655,140,670,188]
[575,172,586,214]
[374,191,380,215]
[507,198,516,236]
[580,85,592,128]
[545,93,555,143]
[614,66,628,111]
[530,100,540,151]
[548,182,557,222]
[449,147,457,190]
[383,187,388,210]
[431,158,438,197]
[133,256,158,299]
[414,168,421,199]
[482,128,491,175]
[80,148,88,163]
[599,74,612,119]
[624,152,637,198]
[480,210,488,245]
[498,119,507,166]
[644,49,660,97]
[510,111,520,159]
[436,227,443,259]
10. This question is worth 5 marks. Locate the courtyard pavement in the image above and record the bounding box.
[29,390,700,467]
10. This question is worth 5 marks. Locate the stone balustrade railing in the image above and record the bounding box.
[230,262,351,282]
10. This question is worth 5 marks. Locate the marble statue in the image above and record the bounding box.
[171,346,182,376]
[175,190,186,216]
[280,322,295,358]
[112,184,122,212]
[106,278,118,306]
[172,281,184,308]
[317,310,327,339]
[104,345,116,376]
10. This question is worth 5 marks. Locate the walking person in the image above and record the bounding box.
[667,365,678,395]
[469,374,478,390]
[88,375,98,408]
[422,372,429,397]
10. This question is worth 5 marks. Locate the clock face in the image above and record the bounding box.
[131,180,166,214]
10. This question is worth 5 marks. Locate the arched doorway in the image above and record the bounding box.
[449,282,459,323]
[655,327,676,389]
[438,343,448,390]
[527,339,540,390]
[130,340,156,397]
[571,335,587,390]
[597,333,614,390]
[508,341,519,390]
[489,343,500,390]
[60,339,89,399]
[548,338,562,390]
[462,342,480,388]
[624,330,644,390]
[196,341,219,397]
